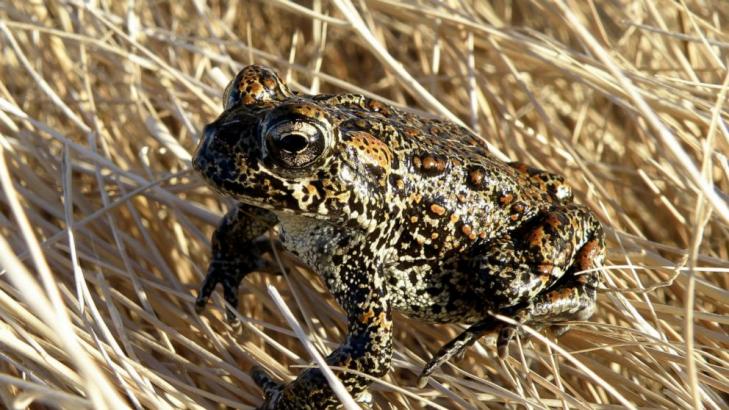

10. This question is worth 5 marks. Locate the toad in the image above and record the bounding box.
[192,65,604,409]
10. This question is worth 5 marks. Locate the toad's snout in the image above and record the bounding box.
[192,123,217,173]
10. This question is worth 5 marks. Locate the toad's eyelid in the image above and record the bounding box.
[269,121,319,136]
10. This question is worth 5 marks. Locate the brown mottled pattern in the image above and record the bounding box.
[343,131,392,172]
[192,65,605,409]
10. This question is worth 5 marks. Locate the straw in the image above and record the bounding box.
[0,1,727,408]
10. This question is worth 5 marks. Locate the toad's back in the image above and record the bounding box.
[323,97,569,262]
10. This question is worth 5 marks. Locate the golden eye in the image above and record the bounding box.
[265,121,326,169]
[276,133,309,153]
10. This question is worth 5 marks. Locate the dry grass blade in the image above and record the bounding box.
[0,1,727,409]
[266,285,359,409]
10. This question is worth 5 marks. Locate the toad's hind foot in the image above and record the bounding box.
[417,318,501,388]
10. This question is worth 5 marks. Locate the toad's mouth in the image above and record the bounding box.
[193,129,345,223]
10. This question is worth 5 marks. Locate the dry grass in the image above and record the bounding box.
[1,0,728,409]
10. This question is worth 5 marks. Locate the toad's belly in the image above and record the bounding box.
[385,262,493,324]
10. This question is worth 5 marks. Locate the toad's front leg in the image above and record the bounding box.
[256,260,393,409]
[195,204,278,323]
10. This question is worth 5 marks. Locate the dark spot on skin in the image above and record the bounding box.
[408,271,419,283]
[365,163,385,180]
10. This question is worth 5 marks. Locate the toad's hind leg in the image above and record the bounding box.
[419,205,604,384]
[496,228,604,355]
[417,271,601,385]
[495,268,600,358]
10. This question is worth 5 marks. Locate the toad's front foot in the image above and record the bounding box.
[247,259,393,409]
[252,366,375,410]
[195,238,275,324]
[251,366,284,409]
[195,204,278,324]
[195,259,248,321]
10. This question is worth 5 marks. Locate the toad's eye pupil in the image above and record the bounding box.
[278,133,309,153]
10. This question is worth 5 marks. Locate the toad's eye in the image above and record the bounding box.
[264,120,327,169]
[277,133,309,153]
